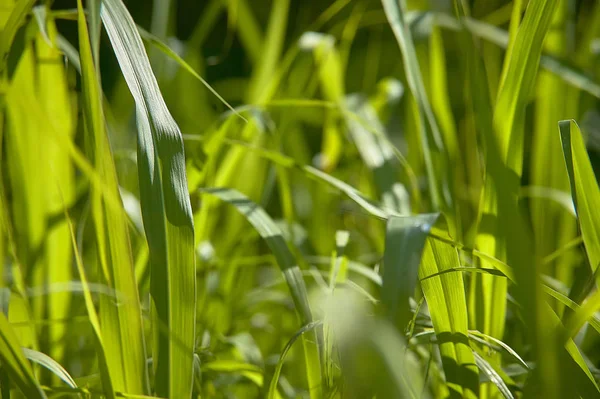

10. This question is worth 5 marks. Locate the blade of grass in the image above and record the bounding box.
[559,120,600,279]
[381,0,451,225]
[419,233,479,398]
[77,1,149,394]
[100,1,196,397]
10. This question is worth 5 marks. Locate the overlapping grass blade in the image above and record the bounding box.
[267,321,322,399]
[419,233,478,398]
[64,211,115,399]
[200,187,322,396]
[381,0,451,222]
[0,0,37,73]
[0,312,45,398]
[77,1,148,395]
[100,1,196,397]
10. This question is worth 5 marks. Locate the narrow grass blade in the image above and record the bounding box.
[381,0,450,220]
[77,1,148,394]
[559,120,600,276]
[0,312,45,398]
[473,351,513,399]
[267,321,322,399]
[22,348,77,389]
[64,211,115,399]
[100,1,196,397]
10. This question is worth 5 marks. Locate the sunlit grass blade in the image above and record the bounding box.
[100,0,196,397]
[77,1,148,395]
[246,0,289,104]
[22,348,77,389]
[419,233,479,398]
[470,7,561,398]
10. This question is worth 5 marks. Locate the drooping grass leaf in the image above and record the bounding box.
[100,1,196,397]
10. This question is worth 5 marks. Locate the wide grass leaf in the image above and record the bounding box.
[77,1,148,394]
[100,1,196,397]
[420,233,479,398]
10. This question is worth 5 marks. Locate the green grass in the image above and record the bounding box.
[1,0,600,397]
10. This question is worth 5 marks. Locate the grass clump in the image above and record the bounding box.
[1,0,600,398]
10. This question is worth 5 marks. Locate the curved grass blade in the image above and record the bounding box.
[0,312,45,398]
[100,1,196,397]
[473,351,514,399]
[23,348,77,389]
[267,321,322,399]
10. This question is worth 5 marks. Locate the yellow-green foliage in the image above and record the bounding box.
[1,1,600,398]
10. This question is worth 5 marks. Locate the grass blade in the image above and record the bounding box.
[419,234,479,398]
[77,1,148,394]
[100,1,196,397]
[559,120,600,277]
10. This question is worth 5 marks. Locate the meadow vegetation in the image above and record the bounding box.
[1,0,600,398]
